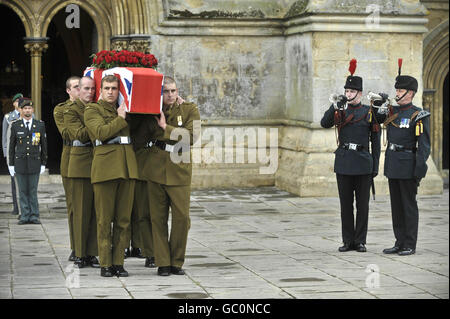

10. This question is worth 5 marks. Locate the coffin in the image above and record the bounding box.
[84,67,163,114]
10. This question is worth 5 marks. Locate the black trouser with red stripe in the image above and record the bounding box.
[388,178,418,250]
[336,174,371,245]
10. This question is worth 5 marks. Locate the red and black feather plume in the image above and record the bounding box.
[348,58,357,76]
[398,58,403,76]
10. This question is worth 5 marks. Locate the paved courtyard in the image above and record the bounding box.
[0,182,448,300]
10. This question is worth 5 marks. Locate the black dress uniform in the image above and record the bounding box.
[379,74,430,255]
[9,101,47,224]
[321,69,381,252]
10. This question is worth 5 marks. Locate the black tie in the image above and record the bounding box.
[26,121,30,132]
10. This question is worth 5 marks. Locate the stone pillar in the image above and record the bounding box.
[24,37,48,120]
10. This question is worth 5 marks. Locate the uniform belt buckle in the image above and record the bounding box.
[165,144,174,152]
[120,136,129,144]
[348,143,358,151]
[147,141,154,148]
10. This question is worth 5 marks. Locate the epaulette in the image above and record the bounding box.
[415,110,430,121]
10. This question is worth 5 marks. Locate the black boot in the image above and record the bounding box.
[113,265,129,277]
[101,267,114,277]
[145,257,156,268]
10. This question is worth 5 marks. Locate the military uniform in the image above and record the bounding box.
[320,65,381,252]
[84,99,138,270]
[53,99,75,254]
[129,114,156,266]
[141,101,200,271]
[64,99,98,263]
[379,93,430,253]
[2,108,20,214]
[9,117,47,224]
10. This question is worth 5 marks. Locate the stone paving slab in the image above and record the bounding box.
[0,183,448,300]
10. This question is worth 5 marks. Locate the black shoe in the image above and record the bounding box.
[11,210,19,215]
[170,266,185,275]
[85,256,100,268]
[383,246,401,254]
[74,257,86,268]
[355,243,367,252]
[158,266,171,276]
[145,257,156,268]
[113,265,129,277]
[398,248,415,256]
[18,220,28,225]
[338,243,353,252]
[68,251,76,262]
[101,267,115,277]
[30,220,41,224]
[124,248,131,259]
[130,247,144,258]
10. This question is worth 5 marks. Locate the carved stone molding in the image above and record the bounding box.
[110,35,130,51]
[23,37,49,57]
[128,35,151,53]
[423,88,436,111]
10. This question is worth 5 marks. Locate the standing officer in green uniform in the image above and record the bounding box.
[53,76,80,261]
[9,98,47,224]
[64,76,99,268]
[142,76,200,276]
[84,75,138,277]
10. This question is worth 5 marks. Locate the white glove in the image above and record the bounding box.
[8,166,15,176]
[40,165,45,174]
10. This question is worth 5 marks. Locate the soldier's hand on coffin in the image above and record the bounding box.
[155,111,167,130]
[117,102,127,119]
[8,166,15,177]
[176,95,185,105]
[40,165,45,175]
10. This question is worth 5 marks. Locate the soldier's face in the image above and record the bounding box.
[101,81,119,104]
[22,106,33,119]
[163,83,178,106]
[395,89,413,105]
[67,80,80,100]
[345,89,361,104]
[79,79,96,104]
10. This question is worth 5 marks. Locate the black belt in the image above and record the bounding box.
[145,140,175,152]
[95,136,131,146]
[340,143,365,151]
[388,143,416,153]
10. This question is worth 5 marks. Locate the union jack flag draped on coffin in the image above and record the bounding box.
[83,67,164,114]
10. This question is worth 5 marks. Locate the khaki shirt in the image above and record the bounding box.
[141,102,200,186]
[53,99,71,177]
[84,99,138,183]
[64,99,93,178]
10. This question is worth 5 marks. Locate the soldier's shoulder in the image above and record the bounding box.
[181,101,198,111]
[415,108,431,121]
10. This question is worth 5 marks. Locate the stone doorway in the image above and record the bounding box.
[0,5,29,175]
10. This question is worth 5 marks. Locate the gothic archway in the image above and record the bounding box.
[423,19,449,174]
